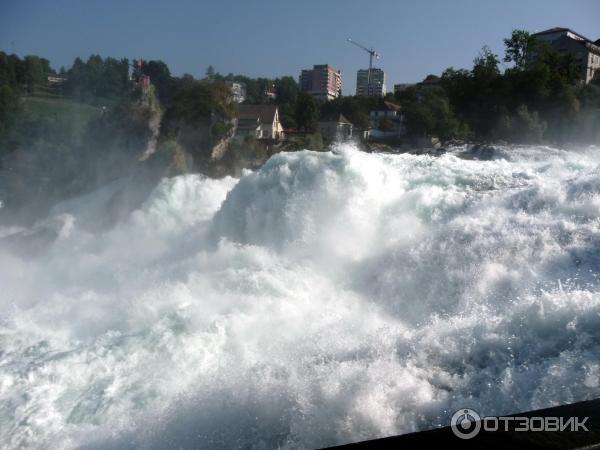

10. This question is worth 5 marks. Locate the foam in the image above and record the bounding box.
[1,144,600,448]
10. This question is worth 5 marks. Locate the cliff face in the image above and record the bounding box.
[0,86,167,225]
[154,80,238,177]
[0,80,251,225]
[138,85,163,161]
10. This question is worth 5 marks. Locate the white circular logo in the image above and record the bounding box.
[451,408,481,439]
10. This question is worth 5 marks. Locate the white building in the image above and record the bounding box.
[318,113,353,141]
[236,105,284,140]
[531,27,600,84]
[225,81,247,103]
[368,101,405,140]
[356,68,386,97]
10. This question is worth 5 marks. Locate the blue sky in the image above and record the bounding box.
[2,0,599,94]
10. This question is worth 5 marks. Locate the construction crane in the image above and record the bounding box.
[347,38,381,95]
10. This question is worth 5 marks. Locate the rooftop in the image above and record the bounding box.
[319,113,353,125]
[381,101,401,112]
[533,27,595,44]
[238,104,277,124]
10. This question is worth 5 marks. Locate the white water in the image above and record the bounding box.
[1,144,600,449]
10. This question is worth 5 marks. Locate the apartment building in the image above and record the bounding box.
[356,68,386,97]
[299,64,342,101]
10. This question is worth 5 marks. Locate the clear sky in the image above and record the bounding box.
[2,0,599,94]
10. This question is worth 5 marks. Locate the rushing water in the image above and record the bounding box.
[1,144,600,449]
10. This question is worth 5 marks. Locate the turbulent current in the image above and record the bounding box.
[1,144,600,449]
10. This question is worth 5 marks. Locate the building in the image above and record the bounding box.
[47,75,67,85]
[47,75,68,95]
[393,83,415,94]
[417,75,442,88]
[299,64,342,101]
[264,84,277,100]
[370,101,402,125]
[531,27,600,84]
[356,68,386,97]
[368,101,405,140]
[318,113,353,141]
[236,105,284,140]
[225,81,247,103]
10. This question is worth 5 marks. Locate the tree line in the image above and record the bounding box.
[2,27,600,179]
[395,30,600,144]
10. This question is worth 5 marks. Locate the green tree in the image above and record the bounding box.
[205,65,215,80]
[274,76,298,106]
[473,46,500,79]
[273,76,299,128]
[0,52,15,87]
[141,60,172,104]
[101,57,129,98]
[397,86,463,140]
[0,84,20,143]
[440,67,472,116]
[503,30,534,71]
[295,92,319,132]
[162,80,235,139]
[23,55,51,93]
[513,105,546,142]
[65,55,129,102]
[279,103,297,128]
[320,96,373,130]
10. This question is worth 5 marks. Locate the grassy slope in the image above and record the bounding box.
[16,95,105,147]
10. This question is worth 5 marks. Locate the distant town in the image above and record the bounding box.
[221,27,600,145]
[35,26,600,148]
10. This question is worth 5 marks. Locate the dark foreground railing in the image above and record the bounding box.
[325,399,600,449]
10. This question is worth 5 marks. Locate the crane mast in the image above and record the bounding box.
[347,38,381,96]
